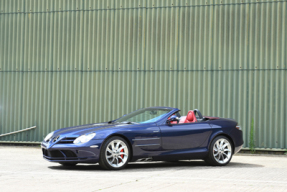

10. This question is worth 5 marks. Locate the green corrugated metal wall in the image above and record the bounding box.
[0,0,286,149]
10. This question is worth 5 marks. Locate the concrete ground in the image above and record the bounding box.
[0,146,287,192]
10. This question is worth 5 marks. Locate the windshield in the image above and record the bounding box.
[115,108,172,124]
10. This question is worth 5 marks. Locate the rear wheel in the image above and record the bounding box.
[205,136,233,166]
[99,136,130,170]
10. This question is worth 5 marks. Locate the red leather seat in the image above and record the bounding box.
[179,116,186,124]
[184,110,197,123]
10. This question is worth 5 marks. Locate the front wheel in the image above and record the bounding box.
[99,136,130,170]
[205,136,233,166]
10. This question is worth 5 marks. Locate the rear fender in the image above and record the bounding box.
[207,131,235,153]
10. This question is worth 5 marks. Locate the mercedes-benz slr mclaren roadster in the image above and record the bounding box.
[41,107,243,170]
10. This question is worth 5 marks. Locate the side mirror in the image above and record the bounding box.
[167,115,179,125]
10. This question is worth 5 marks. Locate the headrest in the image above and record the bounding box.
[186,110,195,121]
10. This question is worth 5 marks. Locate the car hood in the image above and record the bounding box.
[52,122,133,138]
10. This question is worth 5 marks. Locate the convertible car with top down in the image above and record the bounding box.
[41,107,243,170]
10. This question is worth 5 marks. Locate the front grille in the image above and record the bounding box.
[57,137,76,144]
[61,150,77,157]
[42,148,48,156]
[42,149,77,159]
[50,150,65,158]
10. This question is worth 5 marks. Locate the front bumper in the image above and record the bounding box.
[41,139,104,163]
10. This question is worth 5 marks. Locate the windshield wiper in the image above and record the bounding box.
[108,120,114,124]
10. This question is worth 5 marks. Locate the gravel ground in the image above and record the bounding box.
[0,146,287,192]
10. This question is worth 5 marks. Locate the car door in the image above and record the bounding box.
[159,122,213,150]
[129,124,161,151]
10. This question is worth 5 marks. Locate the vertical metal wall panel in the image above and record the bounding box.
[52,9,83,71]
[0,0,25,13]
[0,13,25,71]
[26,0,54,13]
[23,12,54,71]
[20,72,52,141]
[49,72,82,132]
[0,0,286,149]
[0,73,23,141]
[81,72,112,124]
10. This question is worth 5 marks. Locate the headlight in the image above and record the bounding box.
[44,131,54,142]
[73,133,96,144]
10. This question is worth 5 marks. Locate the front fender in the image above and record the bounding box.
[94,129,117,140]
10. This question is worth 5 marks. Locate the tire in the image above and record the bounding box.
[60,163,77,166]
[205,136,233,166]
[99,136,130,170]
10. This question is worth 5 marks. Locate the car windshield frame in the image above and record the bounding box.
[114,108,173,124]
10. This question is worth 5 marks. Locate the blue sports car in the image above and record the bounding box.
[41,107,243,170]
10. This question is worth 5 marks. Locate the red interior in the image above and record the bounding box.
[179,116,186,124]
[168,110,198,124]
[168,114,178,124]
[184,110,197,123]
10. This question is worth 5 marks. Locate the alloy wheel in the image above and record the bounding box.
[105,139,129,168]
[213,138,232,164]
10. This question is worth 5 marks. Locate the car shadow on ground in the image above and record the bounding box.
[48,160,263,172]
